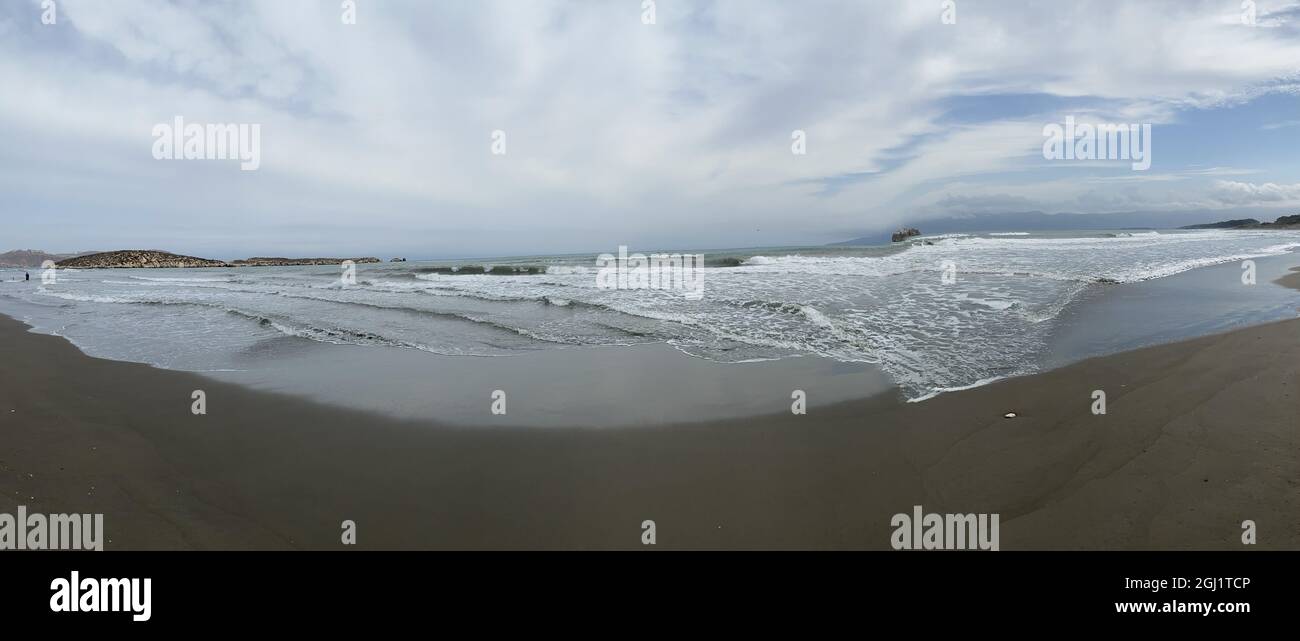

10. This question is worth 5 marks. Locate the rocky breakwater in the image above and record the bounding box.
[230,257,381,266]
[56,250,230,268]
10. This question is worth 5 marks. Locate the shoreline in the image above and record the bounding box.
[2,309,1297,549]
[6,247,1299,425]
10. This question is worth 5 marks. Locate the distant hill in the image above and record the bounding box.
[1179,214,1300,230]
[0,249,94,268]
[56,250,230,269]
[1180,218,1261,229]
[47,251,386,269]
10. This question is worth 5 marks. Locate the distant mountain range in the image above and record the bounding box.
[0,249,97,268]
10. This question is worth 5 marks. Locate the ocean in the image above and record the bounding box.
[3,229,1300,407]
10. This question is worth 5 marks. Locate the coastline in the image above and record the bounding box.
[2,306,1296,549]
[7,239,1300,424]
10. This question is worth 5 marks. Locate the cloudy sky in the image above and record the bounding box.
[2,0,1299,258]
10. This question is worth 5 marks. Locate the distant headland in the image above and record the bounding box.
[56,250,228,268]
[1179,214,1300,230]
[0,249,95,268]
[50,250,381,269]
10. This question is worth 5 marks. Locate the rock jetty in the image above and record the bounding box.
[230,257,381,266]
[56,250,230,269]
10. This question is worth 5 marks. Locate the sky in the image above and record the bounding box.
[1,0,1299,259]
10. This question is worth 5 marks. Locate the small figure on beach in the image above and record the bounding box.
[25,272,30,281]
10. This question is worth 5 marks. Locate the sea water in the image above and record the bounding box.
[2,229,1299,402]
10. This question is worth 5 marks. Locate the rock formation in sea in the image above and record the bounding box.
[55,250,230,269]
[891,227,921,242]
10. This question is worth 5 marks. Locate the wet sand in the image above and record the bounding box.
[1275,264,1300,291]
[1,310,1297,549]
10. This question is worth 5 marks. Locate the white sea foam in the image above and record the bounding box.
[36,288,136,304]
[125,275,232,283]
[906,375,1013,402]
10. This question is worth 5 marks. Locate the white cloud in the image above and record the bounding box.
[0,0,1298,254]
[1211,179,1300,204]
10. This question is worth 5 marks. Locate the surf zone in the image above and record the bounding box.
[594,245,705,299]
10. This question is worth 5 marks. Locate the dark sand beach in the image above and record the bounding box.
[2,299,1297,550]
